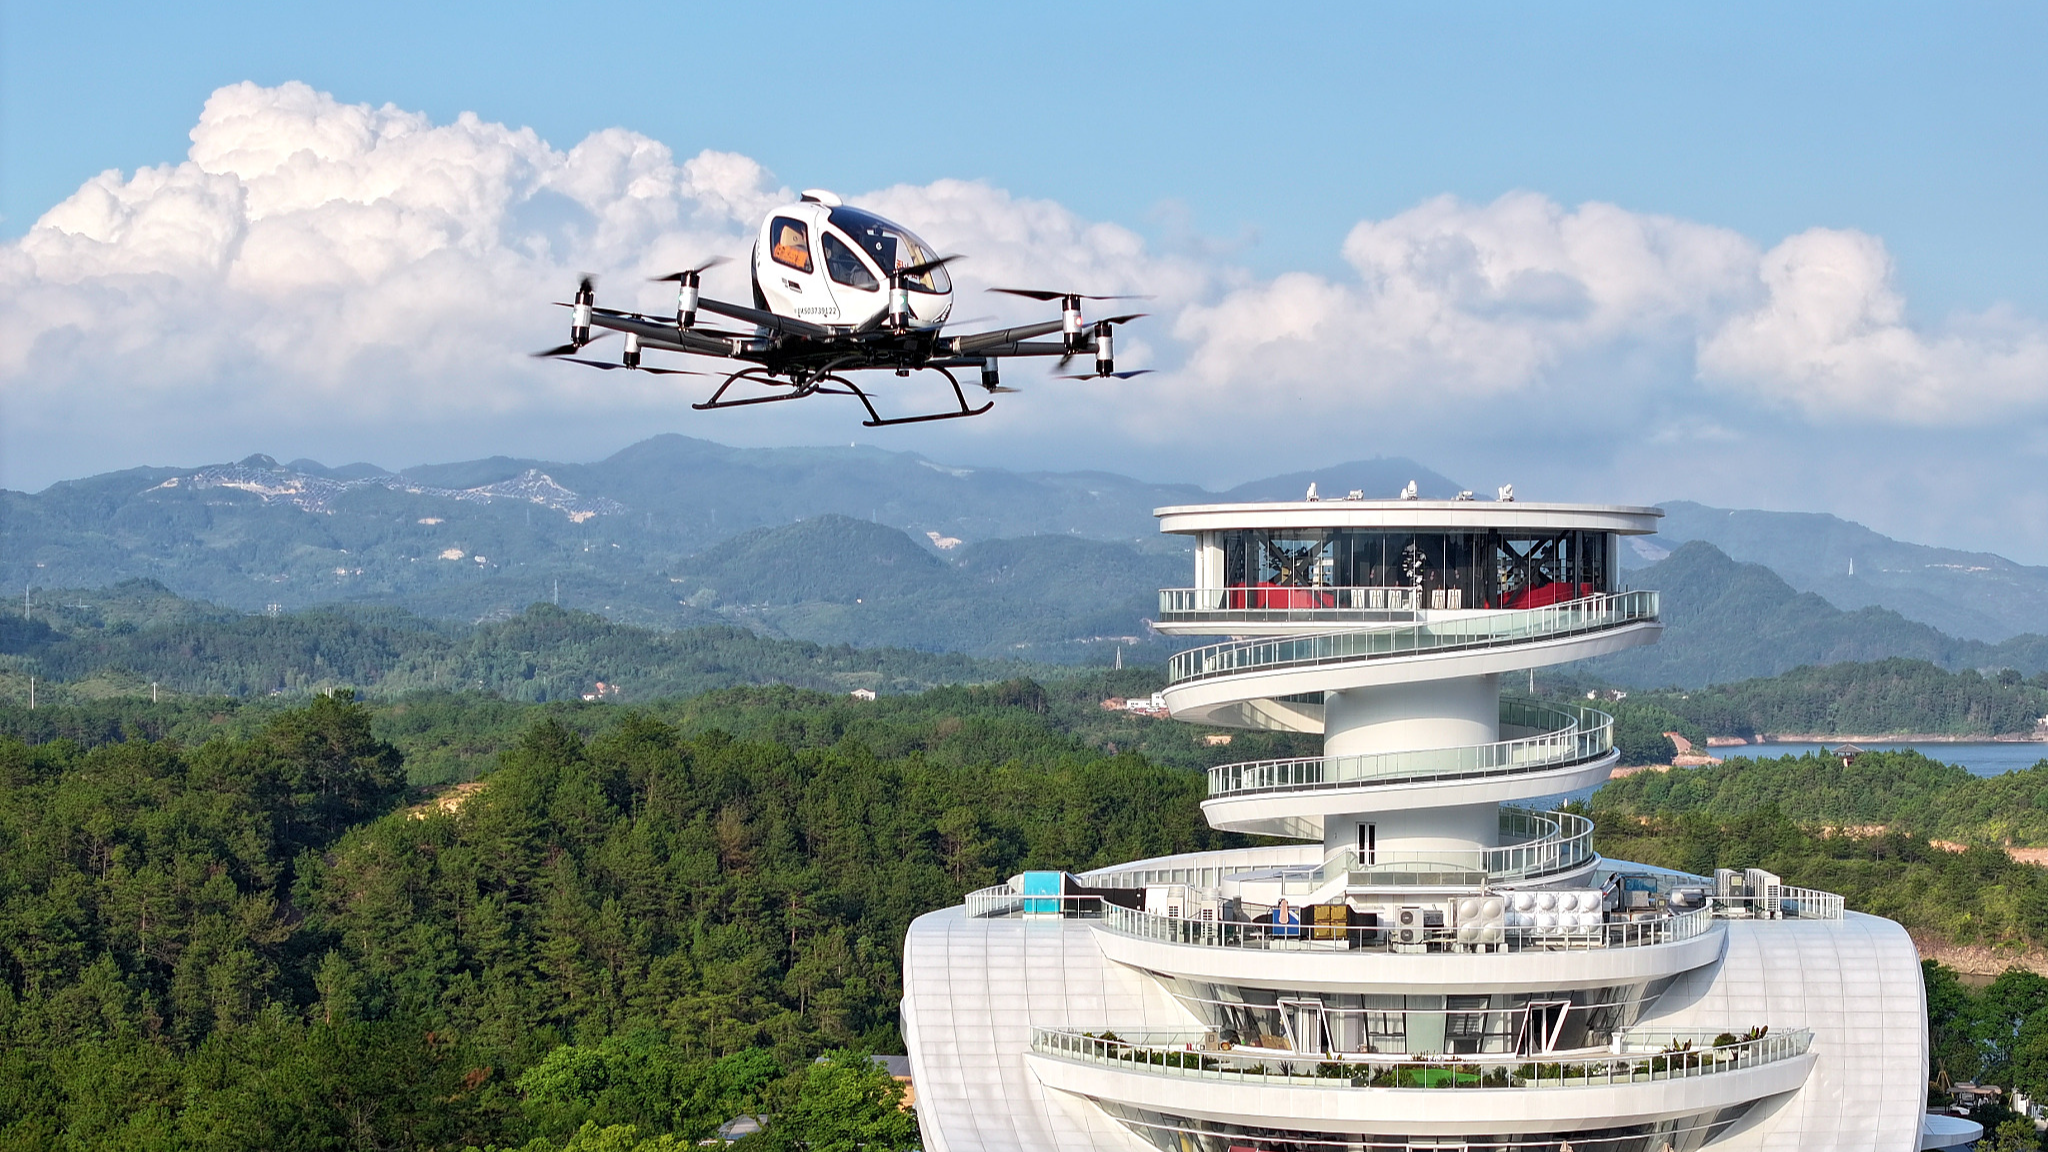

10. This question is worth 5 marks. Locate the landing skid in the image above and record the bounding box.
[693,366,993,427]
[691,368,821,411]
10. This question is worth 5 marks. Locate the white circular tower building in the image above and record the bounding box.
[901,494,1938,1152]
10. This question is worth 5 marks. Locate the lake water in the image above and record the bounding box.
[1706,741,2048,778]
[1524,742,2048,809]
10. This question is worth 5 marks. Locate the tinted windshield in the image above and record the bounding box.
[827,206,951,293]
[821,232,879,290]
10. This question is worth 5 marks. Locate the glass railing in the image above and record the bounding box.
[1078,809,1595,892]
[1092,900,1713,953]
[1306,809,1597,889]
[1029,1026,1812,1090]
[1208,702,1613,800]
[1159,586,1423,625]
[1167,591,1660,686]
[962,887,1717,957]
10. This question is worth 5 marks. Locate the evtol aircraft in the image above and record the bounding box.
[534,190,1149,426]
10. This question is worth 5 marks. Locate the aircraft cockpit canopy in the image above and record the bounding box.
[827,206,951,293]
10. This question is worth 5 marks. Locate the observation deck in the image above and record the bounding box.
[1202,700,1617,836]
[1024,1025,1817,1138]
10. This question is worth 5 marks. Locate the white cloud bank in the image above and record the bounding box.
[3,81,2046,517]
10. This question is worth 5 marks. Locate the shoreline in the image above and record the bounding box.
[1714,733,2048,746]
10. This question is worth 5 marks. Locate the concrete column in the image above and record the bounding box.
[1322,673,1499,757]
[1196,532,1224,590]
[1321,673,1502,856]
[1329,803,1501,858]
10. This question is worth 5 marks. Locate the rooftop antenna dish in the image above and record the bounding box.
[1399,480,1418,501]
[1497,484,1515,502]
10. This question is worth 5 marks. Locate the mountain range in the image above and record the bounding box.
[10,434,2048,684]
[1593,541,2048,687]
[1628,501,2048,644]
[0,437,1456,659]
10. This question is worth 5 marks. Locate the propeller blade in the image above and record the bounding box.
[563,358,628,370]
[1099,313,1149,326]
[895,253,964,280]
[650,255,732,281]
[638,366,708,376]
[532,332,615,358]
[1057,369,1154,381]
[988,288,1153,301]
[983,385,1022,394]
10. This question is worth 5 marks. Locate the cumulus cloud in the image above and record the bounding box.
[1697,228,2048,423]
[1176,193,1760,402]
[0,82,1213,484]
[1172,193,2048,435]
[3,80,2045,501]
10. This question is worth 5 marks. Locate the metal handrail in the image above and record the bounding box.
[1029,1026,1813,1089]
[963,889,1716,953]
[1167,591,1660,686]
[1092,900,1714,953]
[1208,702,1614,799]
[1082,808,1595,891]
[1159,586,1424,623]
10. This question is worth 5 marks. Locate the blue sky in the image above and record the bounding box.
[9,2,2042,310]
[3,2,2046,557]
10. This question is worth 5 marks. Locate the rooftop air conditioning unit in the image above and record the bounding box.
[1393,906,1439,952]
[1145,884,1191,919]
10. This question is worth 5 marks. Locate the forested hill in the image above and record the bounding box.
[7,682,2048,1145]
[1615,658,2048,741]
[0,580,1029,706]
[1590,541,2048,687]
[1591,747,2048,846]
[1639,499,2048,644]
[0,690,1243,1149]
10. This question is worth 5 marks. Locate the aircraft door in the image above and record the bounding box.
[757,213,844,325]
[818,230,884,325]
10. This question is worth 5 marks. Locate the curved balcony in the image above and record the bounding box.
[1203,703,1618,833]
[1092,893,1709,955]
[1168,591,1659,687]
[1076,808,1597,889]
[1031,1025,1811,1089]
[1026,1025,1815,1136]
[1211,700,1610,797]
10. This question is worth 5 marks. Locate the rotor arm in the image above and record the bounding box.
[948,319,1066,354]
[587,310,737,357]
[950,339,1072,358]
[692,296,834,338]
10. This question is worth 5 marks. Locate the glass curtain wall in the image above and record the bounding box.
[1152,976,1667,1056]
[1219,530,1612,610]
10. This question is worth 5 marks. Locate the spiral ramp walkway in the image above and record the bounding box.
[900,500,1938,1152]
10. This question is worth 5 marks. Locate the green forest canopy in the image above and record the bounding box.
[0,688,1239,1150]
